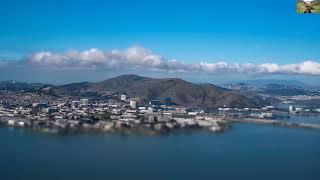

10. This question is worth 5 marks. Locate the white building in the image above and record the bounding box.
[265,106,274,109]
[130,100,137,109]
[147,107,153,114]
[120,94,127,101]
[260,112,273,118]
[289,106,295,113]
[8,120,15,126]
[188,112,198,116]
[80,99,89,106]
[18,121,25,127]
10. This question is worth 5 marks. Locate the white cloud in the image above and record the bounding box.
[28,46,165,70]
[256,61,320,75]
[1,46,320,76]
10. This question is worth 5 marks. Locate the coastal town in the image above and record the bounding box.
[1,87,320,134]
[0,90,227,133]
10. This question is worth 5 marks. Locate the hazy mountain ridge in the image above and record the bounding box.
[84,75,264,108]
[0,75,265,108]
[0,81,44,91]
[236,79,306,87]
[224,79,320,96]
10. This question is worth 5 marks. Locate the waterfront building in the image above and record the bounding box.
[295,107,303,113]
[260,112,273,118]
[8,119,15,126]
[250,113,273,119]
[289,106,295,113]
[18,121,25,127]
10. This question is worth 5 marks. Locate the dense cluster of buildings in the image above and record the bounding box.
[0,91,229,133]
[288,105,320,114]
[1,89,319,134]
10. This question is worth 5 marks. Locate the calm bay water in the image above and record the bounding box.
[286,114,320,124]
[1,124,320,180]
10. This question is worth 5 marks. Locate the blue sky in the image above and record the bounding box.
[0,0,319,84]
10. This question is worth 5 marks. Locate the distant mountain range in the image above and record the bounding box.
[0,75,266,108]
[0,81,43,91]
[224,79,320,96]
[236,79,307,87]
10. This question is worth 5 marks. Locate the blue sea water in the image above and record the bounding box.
[0,124,320,180]
[286,114,320,124]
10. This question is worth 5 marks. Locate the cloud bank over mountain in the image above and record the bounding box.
[1,46,320,76]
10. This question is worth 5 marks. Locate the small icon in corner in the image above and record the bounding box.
[297,0,320,14]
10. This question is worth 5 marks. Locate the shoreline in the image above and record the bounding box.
[1,115,319,136]
[230,118,320,130]
[0,116,231,135]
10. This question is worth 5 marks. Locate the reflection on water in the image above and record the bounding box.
[0,123,320,180]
